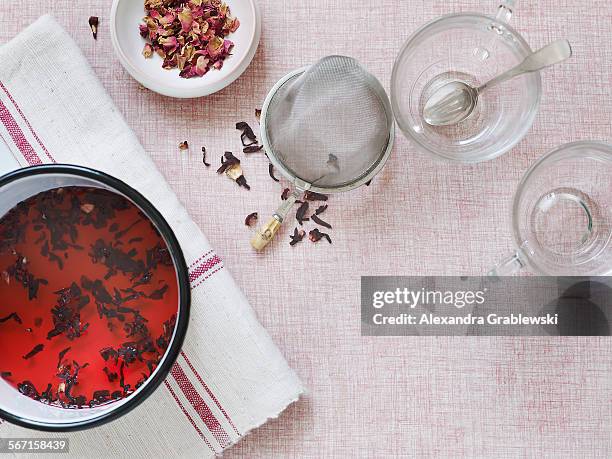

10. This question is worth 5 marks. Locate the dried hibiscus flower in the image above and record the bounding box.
[304,191,328,201]
[281,188,291,200]
[309,228,332,244]
[314,205,328,215]
[268,164,279,182]
[217,152,250,190]
[235,122,257,147]
[140,0,240,79]
[89,16,99,40]
[178,141,189,151]
[202,147,210,166]
[289,228,305,246]
[296,201,309,225]
[312,214,332,229]
[243,144,263,154]
[245,212,258,227]
[255,109,262,123]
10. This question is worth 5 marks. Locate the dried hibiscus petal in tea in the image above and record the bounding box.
[140,0,240,79]
[309,228,332,244]
[23,344,44,360]
[245,212,258,227]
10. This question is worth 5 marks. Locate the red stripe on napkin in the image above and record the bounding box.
[0,96,43,166]
[0,82,55,163]
[164,380,215,452]
[170,363,231,447]
[181,351,240,435]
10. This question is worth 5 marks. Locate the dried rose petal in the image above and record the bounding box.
[245,212,258,227]
[143,43,154,58]
[140,0,240,79]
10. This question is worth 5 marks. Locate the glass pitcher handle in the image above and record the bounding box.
[488,251,525,277]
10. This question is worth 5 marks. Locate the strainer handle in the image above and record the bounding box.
[495,0,515,24]
[488,251,525,277]
[251,191,300,251]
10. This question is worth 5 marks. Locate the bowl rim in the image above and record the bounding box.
[109,0,261,98]
[0,164,191,431]
[390,12,543,164]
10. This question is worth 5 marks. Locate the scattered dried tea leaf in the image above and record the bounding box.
[255,109,261,123]
[309,228,332,244]
[243,144,263,154]
[89,16,99,40]
[57,347,71,368]
[289,228,305,246]
[80,203,95,214]
[304,191,328,201]
[314,205,328,215]
[140,0,239,78]
[235,122,257,146]
[281,188,291,200]
[296,201,309,225]
[312,214,332,229]
[0,312,22,324]
[202,147,210,166]
[23,344,44,360]
[179,141,189,151]
[245,212,258,227]
[268,164,279,182]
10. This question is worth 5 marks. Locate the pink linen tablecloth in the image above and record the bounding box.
[0,0,611,457]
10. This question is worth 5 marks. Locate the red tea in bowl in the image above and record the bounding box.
[0,187,178,409]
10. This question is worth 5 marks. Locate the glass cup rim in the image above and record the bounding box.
[390,12,543,163]
[512,140,612,275]
[0,164,191,431]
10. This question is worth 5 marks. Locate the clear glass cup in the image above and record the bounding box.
[490,141,612,276]
[391,1,542,163]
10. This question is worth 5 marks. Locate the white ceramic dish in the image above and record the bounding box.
[110,0,261,98]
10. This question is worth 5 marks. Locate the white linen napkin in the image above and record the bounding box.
[0,15,304,457]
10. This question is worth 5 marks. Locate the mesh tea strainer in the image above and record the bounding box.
[251,56,394,250]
